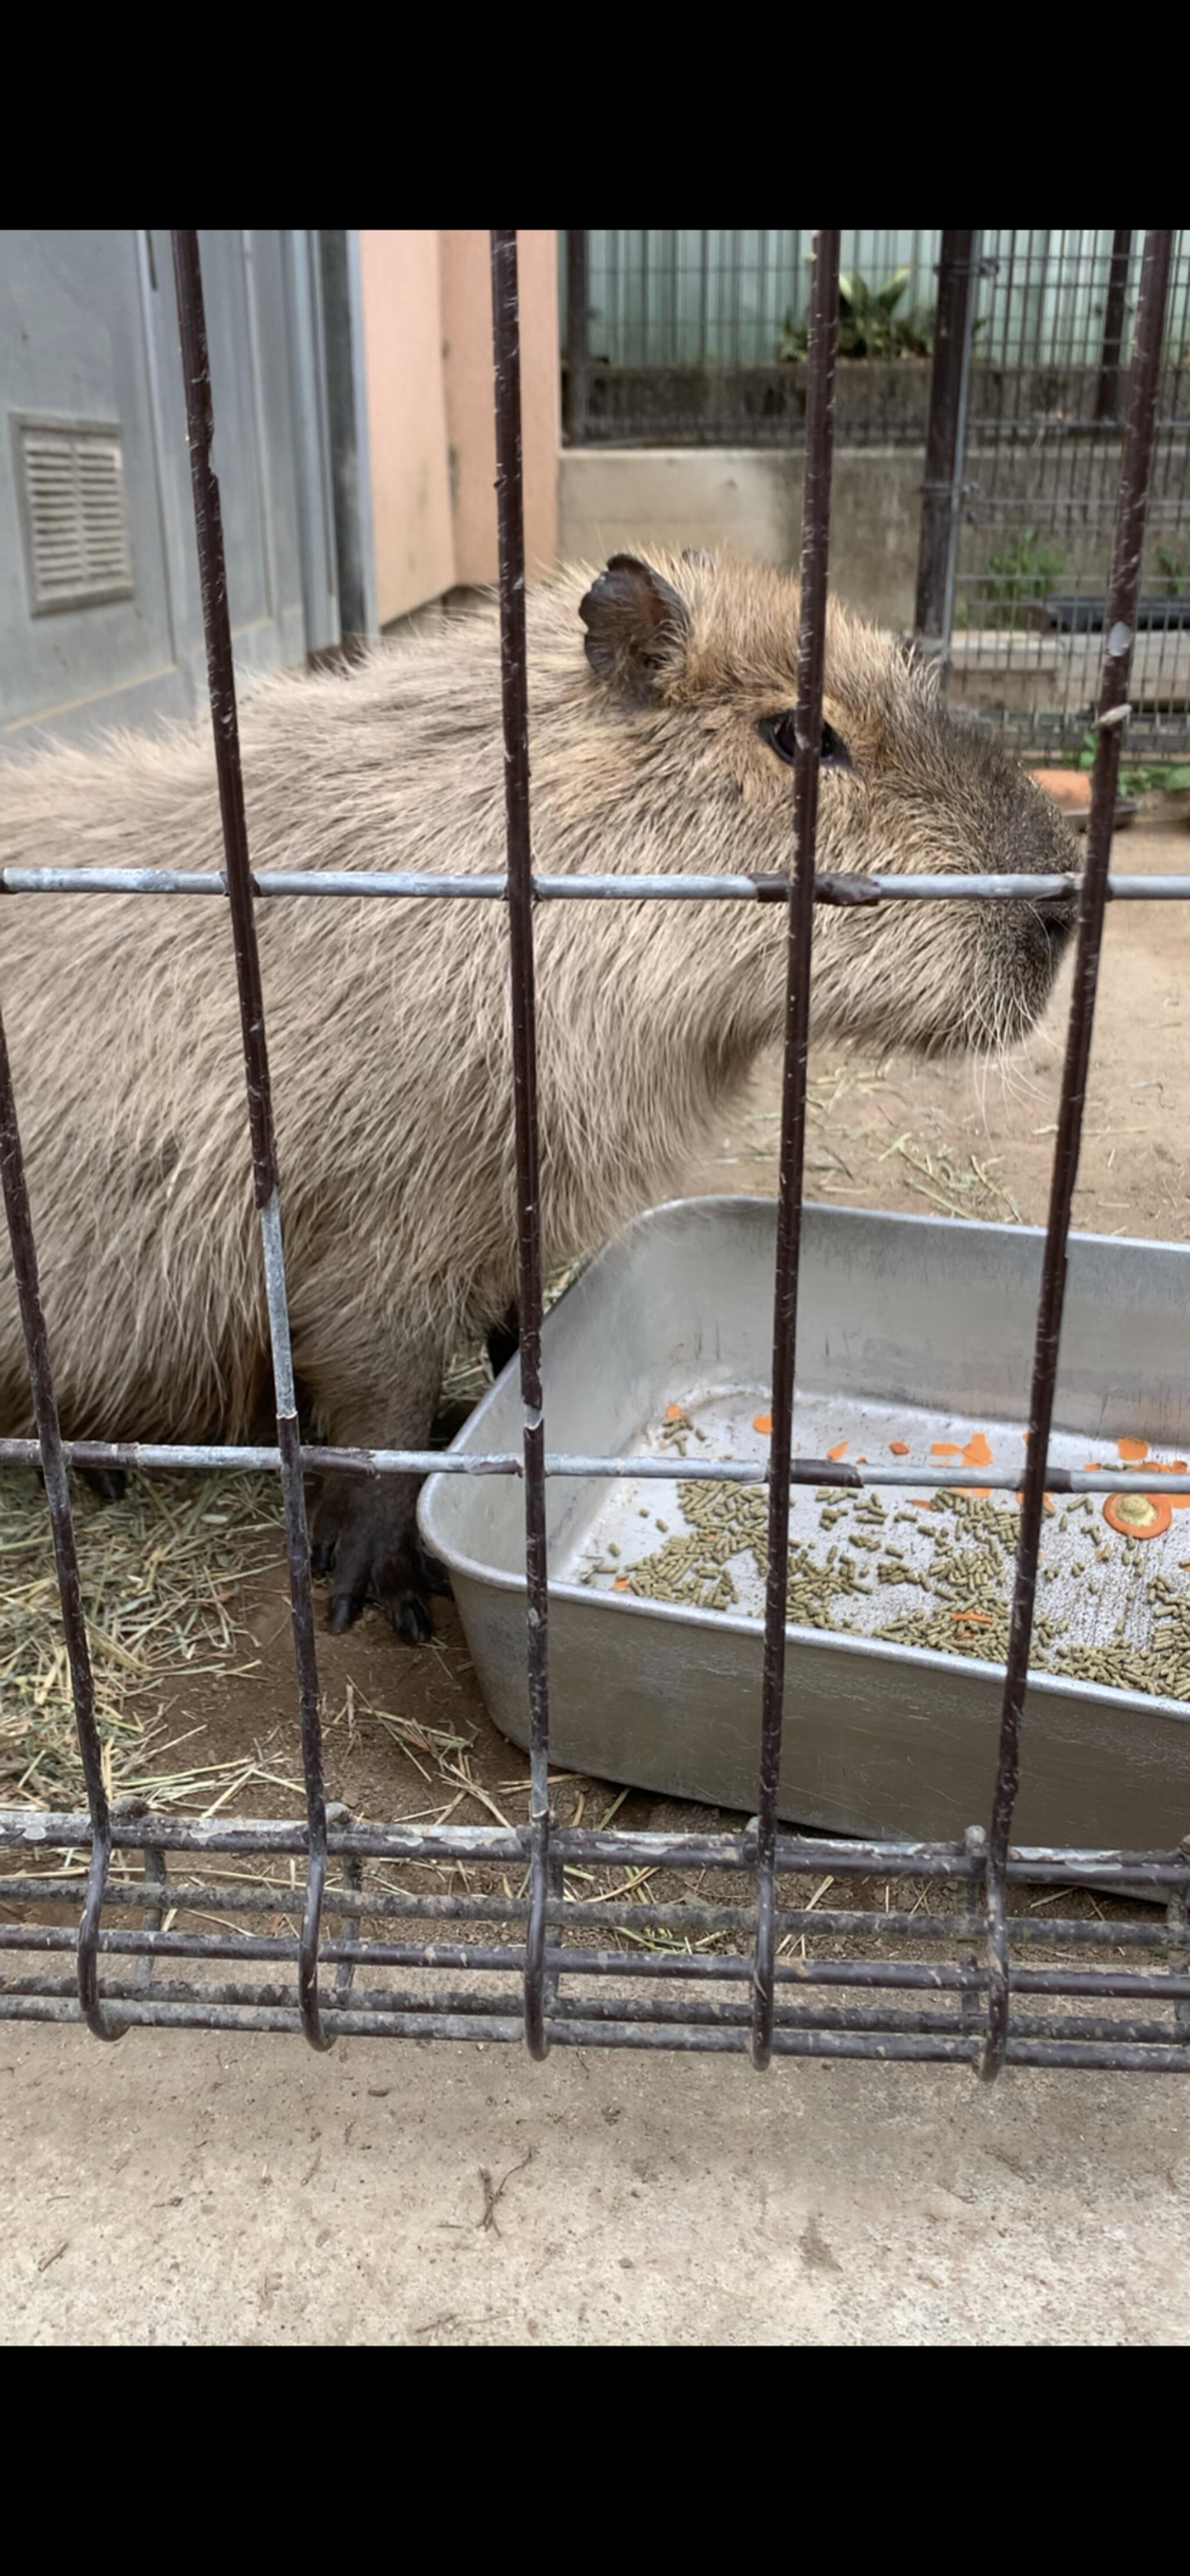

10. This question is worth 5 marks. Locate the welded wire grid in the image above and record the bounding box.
[562,229,943,445]
[951,231,1190,756]
[1,228,1188,2075]
[562,228,1190,756]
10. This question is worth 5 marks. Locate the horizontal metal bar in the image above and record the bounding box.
[0,1970,1180,2054]
[3,1917,1188,2003]
[551,2026,1190,2071]
[2,1809,1185,1887]
[0,1989,1182,2071]
[2,1434,1186,1496]
[5,864,1190,906]
[2,1872,1174,1949]
[0,1890,1171,1951]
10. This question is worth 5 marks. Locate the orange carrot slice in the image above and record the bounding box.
[889,1441,910,1457]
[931,1441,963,1457]
[1103,1493,1171,1539]
[827,1440,848,1461]
[962,1431,992,1468]
[752,1412,772,1436]
[1117,1437,1149,1462]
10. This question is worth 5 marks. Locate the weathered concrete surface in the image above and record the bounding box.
[1,2027,1187,2344]
[558,446,923,630]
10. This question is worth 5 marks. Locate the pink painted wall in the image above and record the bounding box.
[357,231,456,627]
[359,229,560,623]
[439,230,560,585]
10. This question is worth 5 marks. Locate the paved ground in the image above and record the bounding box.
[3,2029,1187,2344]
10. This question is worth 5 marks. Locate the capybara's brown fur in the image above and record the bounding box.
[0,550,1077,1634]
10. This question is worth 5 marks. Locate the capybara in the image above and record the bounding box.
[0,550,1078,1637]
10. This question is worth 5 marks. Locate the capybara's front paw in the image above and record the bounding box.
[310,1475,451,1642]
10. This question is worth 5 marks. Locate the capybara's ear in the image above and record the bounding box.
[578,555,689,701]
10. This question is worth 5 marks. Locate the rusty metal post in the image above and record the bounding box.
[981,229,1174,2083]
[565,230,590,446]
[914,230,980,655]
[171,229,332,2054]
[490,229,553,2059]
[1095,229,1134,427]
[0,1013,123,2043]
[751,227,840,2071]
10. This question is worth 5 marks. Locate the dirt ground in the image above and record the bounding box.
[2,817,1189,2346]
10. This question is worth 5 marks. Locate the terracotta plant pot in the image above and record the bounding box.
[1029,768,1092,810]
[1027,769,1139,832]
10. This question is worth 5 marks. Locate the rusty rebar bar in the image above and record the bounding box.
[981,228,1174,2083]
[752,227,841,2071]
[171,229,331,2055]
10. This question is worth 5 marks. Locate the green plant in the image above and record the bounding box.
[1121,763,1190,795]
[981,527,1065,627]
[838,267,933,358]
[778,266,933,364]
[1157,546,1189,596]
[1071,727,1190,793]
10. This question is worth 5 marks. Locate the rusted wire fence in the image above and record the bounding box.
[0,227,1187,2076]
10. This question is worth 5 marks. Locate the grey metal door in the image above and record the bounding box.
[0,228,339,752]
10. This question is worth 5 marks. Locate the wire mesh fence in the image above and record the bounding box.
[0,230,1188,2076]
[563,228,1190,755]
[562,228,942,447]
[951,231,1190,757]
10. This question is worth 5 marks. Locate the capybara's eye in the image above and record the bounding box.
[758,712,852,771]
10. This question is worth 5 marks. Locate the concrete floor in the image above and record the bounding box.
[2,2025,1187,2343]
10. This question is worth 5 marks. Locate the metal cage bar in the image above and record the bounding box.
[171,231,331,2055]
[3,1435,1187,1497]
[491,230,553,2059]
[981,228,1175,2080]
[0,227,1187,2077]
[9,867,1190,906]
[0,1016,119,2044]
[914,228,978,646]
[752,228,839,2070]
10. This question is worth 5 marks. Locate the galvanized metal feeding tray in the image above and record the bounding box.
[420,1198,1190,1851]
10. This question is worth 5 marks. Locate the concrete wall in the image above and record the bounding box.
[359,229,560,625]
[558,438,1190,634]
[558,447,923,629]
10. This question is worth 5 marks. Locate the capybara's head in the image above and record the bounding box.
[575,549,1078,1057]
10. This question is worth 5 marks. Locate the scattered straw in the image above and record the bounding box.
[0,1469,285,1809]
